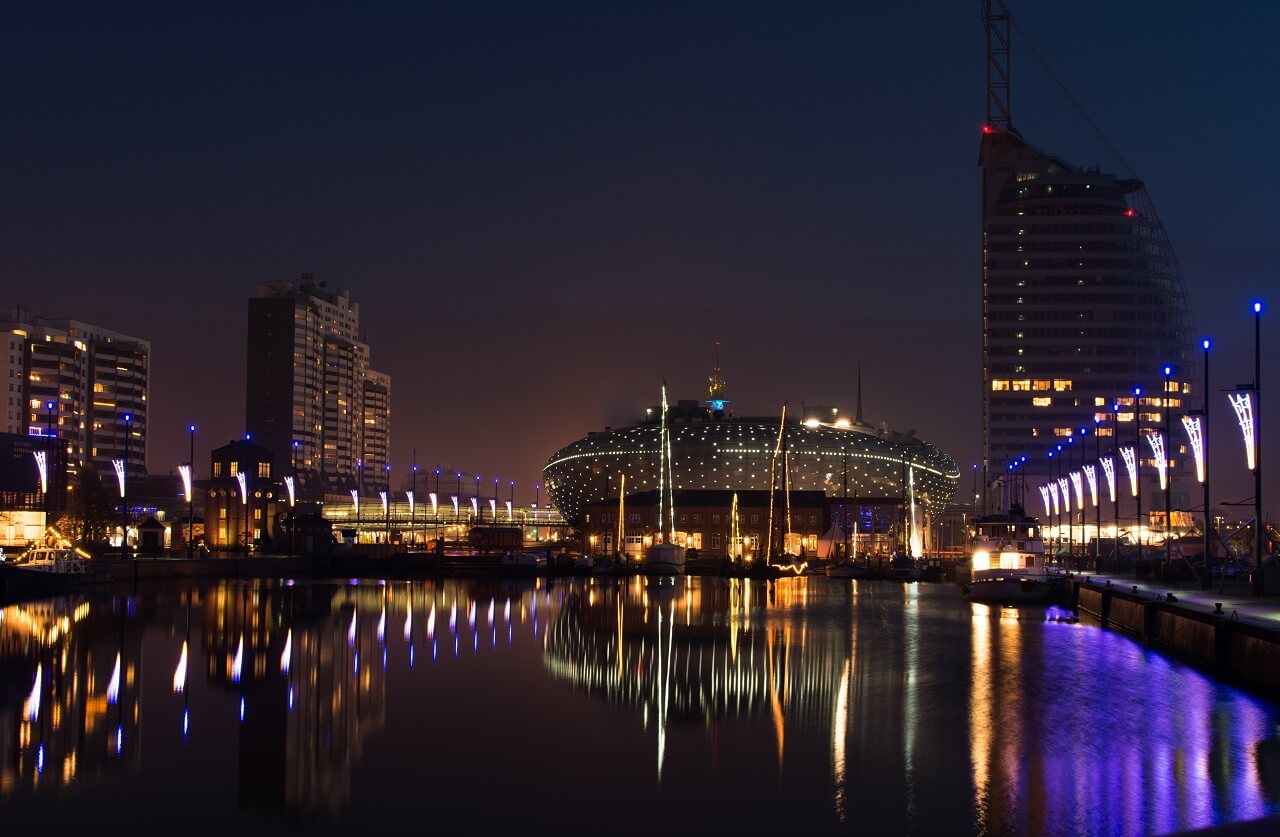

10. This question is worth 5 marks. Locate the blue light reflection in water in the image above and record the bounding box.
[0,577,1277,835]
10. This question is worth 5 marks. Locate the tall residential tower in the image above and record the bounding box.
[245,275,391,495]
[979,2,1196,492]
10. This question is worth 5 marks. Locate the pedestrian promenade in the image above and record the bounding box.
[1080,572,1280,631]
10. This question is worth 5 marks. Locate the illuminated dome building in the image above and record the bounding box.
[543,364,959,555]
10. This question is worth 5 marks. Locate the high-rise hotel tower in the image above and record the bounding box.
[246,275,391,495]
[980,2,1196,489]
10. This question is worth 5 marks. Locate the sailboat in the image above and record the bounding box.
[644,384,687,575]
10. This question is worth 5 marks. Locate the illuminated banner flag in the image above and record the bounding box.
[1228,392,1256,470]
[407,490,415,517]
[1039,485,1051,518]
[505,500,512,521]
[34,451,48,494]
[488,498,496,518]
[113,459,126,497]
[429,492,438,515]
[451,495,459,515]
[1083,465,1098,507]
[380,491,389,516]
[1120,447,1139,497]
[1070,471,1084,509]
[1048,481,1060,515]
[1057,477,1070,513]
[1146,433,1168,491]
[350,489,360,514]
[470,497,478,517]
[179,464,193,501]
[283,475,295,506]
[1101,457,1116,503]
[1181,415,1205,483]
[236,472,248,505]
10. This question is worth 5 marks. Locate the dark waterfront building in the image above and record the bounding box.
[205,438,285,549]
[979,4,1197,502]
[245,275,391,497]
[578,488,913,559]
[544,372,959,553]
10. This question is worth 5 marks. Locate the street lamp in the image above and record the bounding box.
[1253,301,1264,596]
[1134,386,1144,561]
[1161,365,1174,569]
[122,412,132,556]
[188,424,197,558]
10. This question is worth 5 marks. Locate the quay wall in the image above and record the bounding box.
[1074,580,1280,698]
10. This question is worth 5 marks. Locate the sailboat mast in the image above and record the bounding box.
[617,473,625,559]
[765,403,786,562]
[657,384,667,545]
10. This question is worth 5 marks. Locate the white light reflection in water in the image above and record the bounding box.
[404,602,412,642]
[24,664,42,721]
[173,641,188,693]
[231,635,244,683]
[377,607,386,644]
[281,629,292,675]
[106,653,121,705]
[428,603,436,638]
[348,609,357,646]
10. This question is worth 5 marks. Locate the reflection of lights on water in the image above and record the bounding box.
[468,599,476,630]
[404,606,412,642]
[427,604,436,638]
[354,652,359,675]
[504,598,511,622]
[115,725,123,756]
[349,609,358,646]
[377,608,386,644]
[37,743,45,775]
[173,641,188,693]
[382,648,387,671]
[409,645,415,668]
[231,635,244,683]
[288,685,294,710]
[281,629,292,675]
[107,653,121,705]
[450,601,457,634]
[488,598,495,625]
[24,664,42,721]
[182,708,189,739]
[239,696,245,723]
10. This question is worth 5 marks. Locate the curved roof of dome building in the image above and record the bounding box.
[543,399,959,524]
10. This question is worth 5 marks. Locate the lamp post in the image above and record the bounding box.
[44,401,56,541]
[1202,339,1212,589]
[122,412,132,557]
[410,453,418,548]
[1067,435,1076,560]
[188,424,197,558]
[1049,447,1058,554]
[474,474,481,525]
[290,439,299,556]
[356,459,364,536]
[1134,386,1143,565]
[1253,302,1264,597]
[534,482,541,542]
[1164,365,1174,570]
[1093,420,1102,573]
[455,472,462,529]
[384,464,392,544]
[509,480,515,523]
[1112,402,1121,568]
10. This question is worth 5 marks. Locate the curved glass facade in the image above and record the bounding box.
[544,414,959,524]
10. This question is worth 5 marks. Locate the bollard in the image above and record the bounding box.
[1132,585,1139,594]
[1166,593,1177,603]
[1213,602,1224,615]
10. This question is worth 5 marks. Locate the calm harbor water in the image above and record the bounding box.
[2,576,1279,835]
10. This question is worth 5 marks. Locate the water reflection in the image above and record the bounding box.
[0,577,1278,834]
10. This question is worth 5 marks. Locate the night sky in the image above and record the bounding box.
[3,1,1277,506]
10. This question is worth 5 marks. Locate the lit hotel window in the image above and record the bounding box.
[991,380,1011,391]
[1053,380,1073,391]
[1053,428,1074,437]
[1032,397,1052,407]
[1012,380,1031,391]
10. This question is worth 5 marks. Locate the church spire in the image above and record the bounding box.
[707,341,728,414]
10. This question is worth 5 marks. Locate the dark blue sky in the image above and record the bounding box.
[2,1,1276,505]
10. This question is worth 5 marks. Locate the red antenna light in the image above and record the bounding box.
[1124,209,1135,217]
[982,125,994,134]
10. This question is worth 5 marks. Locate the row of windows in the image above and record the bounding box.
[989,258,1175,273]
[987,222,1135,236]
[987,275,1179,291]
[989,293,1172,307]
[989,327,1186,342]
[989,345,1188,358]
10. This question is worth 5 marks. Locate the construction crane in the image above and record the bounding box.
[983,0,1012,131]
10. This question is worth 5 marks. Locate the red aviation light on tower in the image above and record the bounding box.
[982,125,994,134]
[1124,209,1135,217]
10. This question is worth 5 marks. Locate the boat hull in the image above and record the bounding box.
[0,563,113,593]
[643,543,686,575]
[966,576,1057,604]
